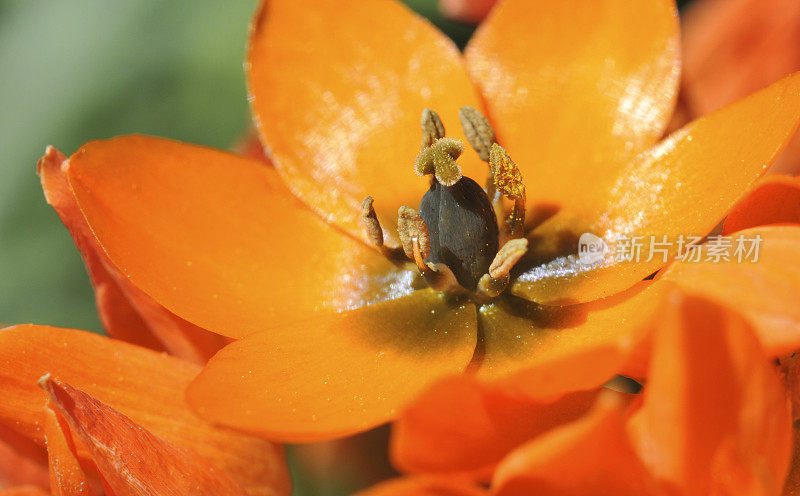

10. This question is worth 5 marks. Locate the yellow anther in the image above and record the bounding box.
[420,108,446,149]
[459,106,496,162]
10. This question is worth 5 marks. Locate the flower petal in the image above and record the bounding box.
[247,0,485,243]
[42,405,97,496]
[0,488,50,496]
[0,325,290,496]
[65,135,417,339]
[0,433,47,492]
[723,175,800,234]
[391,375,597,479]
[492,392,658,496]
[477,282,668,395]
[464,0,679,213]
[660,226,800,356]
[628,292,793,495]
[513,71,800,304]
[187,290,478,442]
[353,477,487,496]
[41,377,249,496]
[39,145,227,363]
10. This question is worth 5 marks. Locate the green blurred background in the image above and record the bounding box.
[0,1,691,494]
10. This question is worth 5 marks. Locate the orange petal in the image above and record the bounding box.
[660,225,800,356]
[438,0,496,23]
[41,376,248,496]
[465,0,679,214]
[512,71,800,304]
[477,282,667,396]
[628,292,793,495]
[38,145,227,363]
[681,0,800,175]
[0,432,48,491]
[353,477,487,496]
[42,405,96,496]
[779,354,800,496]
[247,0,485,243]
[65,135,417,339]
[187,290,477,442]
[723,175,800,234]
[391,375,597,479]
[0,488,50,496]
[0,325,290,496]
[492,392,658,496]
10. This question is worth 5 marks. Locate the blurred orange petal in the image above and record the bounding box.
[38,145,227,363]
[628,293,792,496]
[0,488,50,496]
[354,476,487,496]
[492,392,659,496]
[682,0,800,175]
[465,0,679,217]
[512,71,800,304]
[187,290,477,442]
[41,377,249,496]
[724,175,800,234]
[65,136,416,339]
[248,0,484,244]
[0,432,47,491]
[391,375,597,479]
[477,282,667,395]
[660,226,800,356]
[42,406,96,496]
[0,325,289,496]
[438,0,496,23]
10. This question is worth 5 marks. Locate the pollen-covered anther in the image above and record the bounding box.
[489,143,527,238]
[414,138,464,187]
[478,238,528,298]
[397,206,430,260]
[361,196,384,247]
[489,238,529,279]
[413,238,462,293]
[420,108,446,149]
[459,106,496,163]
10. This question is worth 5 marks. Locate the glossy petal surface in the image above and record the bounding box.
[477,282,666,394]
[0,433,47,492]
[513,72,800,304]
[187,290,477,442]
[42,377,248,496]
[391,375,596,479]
[723,175,800,234]
[354,477,487,496]
[247,0,484,243]
[628,294,792,496]
[660,226,800,356]
[43,406,96,496]
[66,136,417,339]
[493,393,658,496]
[39,145,227,363]
[465,0,679,213]
[0,325,290,496]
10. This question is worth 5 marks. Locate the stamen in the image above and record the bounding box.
[397,206,430,260]
[361,196,384,247]
[477,238,528,298]
[489,144,527,238]
[413,238,463,293]
[414,138,464,187]
[489,238,529,279]
[459,106,495,162]
[420,108,446,149]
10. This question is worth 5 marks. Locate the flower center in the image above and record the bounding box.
[362,107,529,299]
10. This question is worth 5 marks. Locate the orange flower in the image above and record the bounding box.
[681,0,800,174]
[39,0,800,444]
[0,324,290,495]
